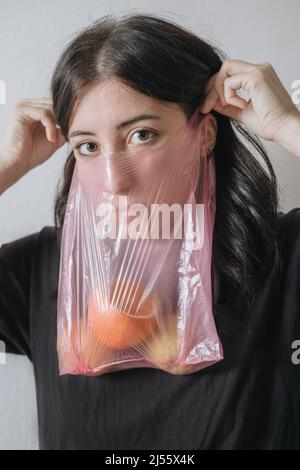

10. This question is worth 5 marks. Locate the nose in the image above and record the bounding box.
[102,152,133,194]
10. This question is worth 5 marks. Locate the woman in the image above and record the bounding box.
[0,13,300,450]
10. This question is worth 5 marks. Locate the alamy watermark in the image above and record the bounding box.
[95,196,205,250]
[291,80,300,105]
[291,340,300,365]
[0,80,6,104]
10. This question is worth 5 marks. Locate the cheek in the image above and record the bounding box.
[131,156,194,206]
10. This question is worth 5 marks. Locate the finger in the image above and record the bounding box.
[16,100,56,122]
[20,97,53,107]
[25,101,65,141]
[200,75,223,113]
[39,113,58,143]
[214,68,251,109]
[16,104,59,142]
[19,100,54,109]
[219,59,257,77]
[201,75,229,112]
[223,74,251,109]
[200,59,257,113]
[212,98,244,121]
[56,128,66,146]
[38,97,53,105]
[200,88,220,114]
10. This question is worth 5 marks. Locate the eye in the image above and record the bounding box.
[129,129,157,145]
[75,142,99,157]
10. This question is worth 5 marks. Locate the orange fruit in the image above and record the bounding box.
[87,279,158,350]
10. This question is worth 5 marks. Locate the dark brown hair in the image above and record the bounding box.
[50,13,280,338]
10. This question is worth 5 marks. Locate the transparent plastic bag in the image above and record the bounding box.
[57,106,223,376]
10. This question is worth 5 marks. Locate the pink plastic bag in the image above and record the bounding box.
[57,106,223,376]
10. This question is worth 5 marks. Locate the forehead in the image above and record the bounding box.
[68,78,178,131]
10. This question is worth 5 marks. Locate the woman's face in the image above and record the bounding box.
[67,77,211,240]
[68,77,198,203]
[68,76,188,162]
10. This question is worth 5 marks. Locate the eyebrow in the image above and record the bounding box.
[68,113,161,139]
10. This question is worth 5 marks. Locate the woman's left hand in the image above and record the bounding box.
[200,59,300,154]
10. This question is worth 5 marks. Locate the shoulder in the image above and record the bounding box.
[0,226,60,270]
[0,226,61,311]
[277,207,300,236]
[276,208,300,266]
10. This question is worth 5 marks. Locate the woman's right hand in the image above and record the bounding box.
[0,97,66,193]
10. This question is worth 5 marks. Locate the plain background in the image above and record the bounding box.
[0,0,300,450]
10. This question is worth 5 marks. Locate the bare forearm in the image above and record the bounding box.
[275,112,300,159]
[0,166,13,195]
[0,160,23,196]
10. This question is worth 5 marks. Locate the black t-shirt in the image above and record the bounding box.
[0,208,300,450]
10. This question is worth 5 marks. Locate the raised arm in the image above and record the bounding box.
[0,98,65,195]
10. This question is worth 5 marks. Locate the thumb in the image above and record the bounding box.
[212,98,243,121]
[55,128,67,148]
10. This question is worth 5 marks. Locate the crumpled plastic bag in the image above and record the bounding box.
[57,106,223,376]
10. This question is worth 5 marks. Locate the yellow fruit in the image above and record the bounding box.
[146,313,195,375]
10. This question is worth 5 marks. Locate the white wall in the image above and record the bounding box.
[0,0,300,449]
